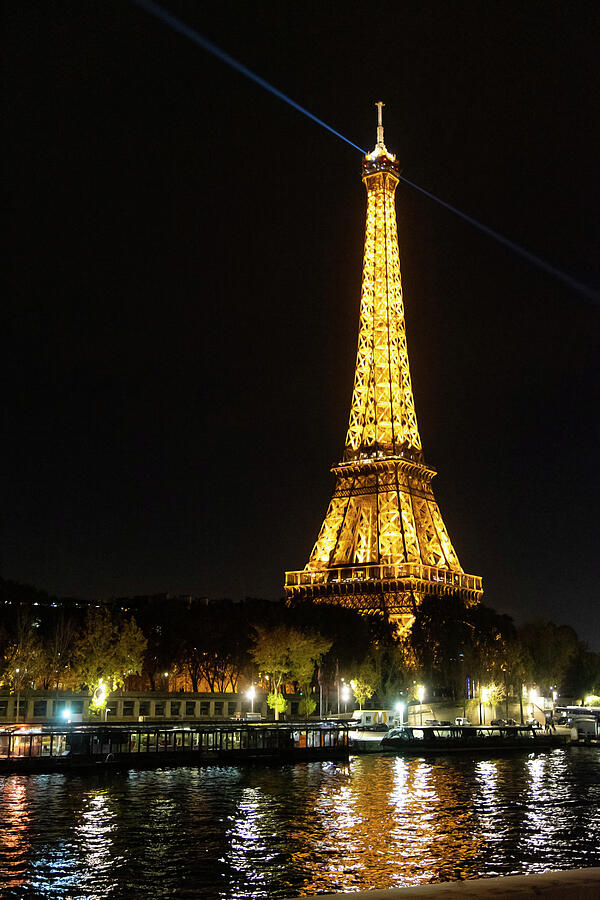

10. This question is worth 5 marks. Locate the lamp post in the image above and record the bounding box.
[247,684,256,714]
[529,687,538,724]
[341,683,350,715]
[395,701,405,725]
[417,685,425,725]
[15,668,20,724]
[480,686,489,725]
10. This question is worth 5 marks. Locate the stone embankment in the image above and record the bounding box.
[290,867,600,899]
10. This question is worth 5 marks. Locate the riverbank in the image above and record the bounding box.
[289,867,600,899]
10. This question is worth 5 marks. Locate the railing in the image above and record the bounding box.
[285,563,482,593]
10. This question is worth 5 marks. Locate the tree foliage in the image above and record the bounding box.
[1,609,44,694]
[177,602,251,692]
[350,663,376,709]
[410,594,516,699]
[518,621,579,693]
[251,624,331,719]
[73,608,147,697]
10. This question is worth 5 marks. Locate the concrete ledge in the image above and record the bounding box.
[288,867,600,899]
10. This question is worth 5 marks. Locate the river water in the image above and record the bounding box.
[1,748,599,898]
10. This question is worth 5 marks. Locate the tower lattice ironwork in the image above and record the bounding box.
[285,104,483,629]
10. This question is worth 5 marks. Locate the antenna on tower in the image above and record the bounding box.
[376,101,385,147]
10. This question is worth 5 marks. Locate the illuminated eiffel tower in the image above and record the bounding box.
[285,104,483,630]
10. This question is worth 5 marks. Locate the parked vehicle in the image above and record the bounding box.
[455,717,472,726]
[349,710,398,731]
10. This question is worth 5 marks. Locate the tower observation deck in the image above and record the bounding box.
[285,104,483,630]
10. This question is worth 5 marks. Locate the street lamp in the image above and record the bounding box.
[246,684,256,714]
[341,683,351,714]
[395,701,405,725]
[417,685,425,725]
[529,686,538,721]
[480,686,489,724]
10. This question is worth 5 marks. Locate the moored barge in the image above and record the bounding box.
[381,723,569,754]
[0,720,349,774]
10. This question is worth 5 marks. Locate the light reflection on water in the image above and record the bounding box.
[0,749,599,898]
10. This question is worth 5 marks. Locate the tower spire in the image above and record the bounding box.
[285,109,483,631]
[376,100,385,147]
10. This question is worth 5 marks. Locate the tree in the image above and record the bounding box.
[350,658,377,709]
[1,610,44,722]
[73,608,147,711]
[501,641,532,722]
[518,621,579,693]
[368,641,415,707]
[287,601,393,713]
[410,594,517,701]
[39,610,78,692]
[410,594,474,697]
[298,695,317,717]
[177,602,252,692]
[135,599,186,691]
[251,625,331,720]
[563,642,600,700]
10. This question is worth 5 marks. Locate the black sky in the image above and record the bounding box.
[4,2,600,647]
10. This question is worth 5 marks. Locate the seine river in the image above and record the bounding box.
[1,748,599,898]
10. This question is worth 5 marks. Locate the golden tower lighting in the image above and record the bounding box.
[285,103,483,630]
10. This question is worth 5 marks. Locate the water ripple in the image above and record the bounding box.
[0,749,599,898]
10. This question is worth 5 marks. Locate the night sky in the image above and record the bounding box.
[5,2,599,647]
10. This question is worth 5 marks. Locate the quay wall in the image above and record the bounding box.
[290,867,600,899]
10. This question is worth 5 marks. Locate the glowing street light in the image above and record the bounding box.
[416,685,425,725]
[395,701,405,725]
[480,686,489,725]
[341,683,351,714]
[94,681,106,705]
[93,680,108,721]
[246,684,256,713]
[528,686,538,720]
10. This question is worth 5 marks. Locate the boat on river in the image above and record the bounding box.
[381,723,569,754]
[0,720,349,774]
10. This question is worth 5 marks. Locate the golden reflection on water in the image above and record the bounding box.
[0,750,597,898]
[300,755,487,895]
[0,777,31,888]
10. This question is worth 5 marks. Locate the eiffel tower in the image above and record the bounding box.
[285,104,483,630]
